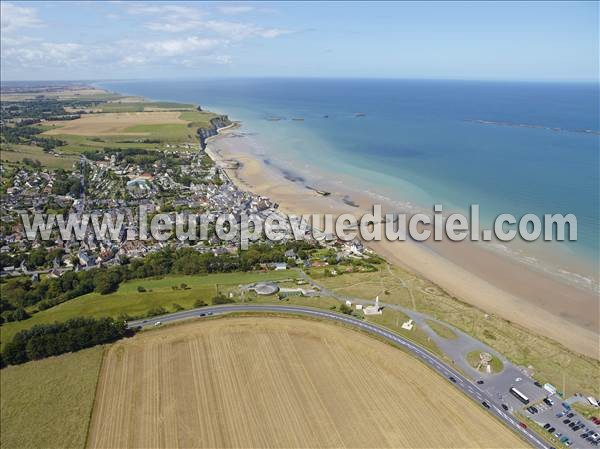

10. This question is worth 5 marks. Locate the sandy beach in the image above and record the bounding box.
[207,128,599,360]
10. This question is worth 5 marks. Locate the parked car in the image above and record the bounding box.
[519,422,527,429]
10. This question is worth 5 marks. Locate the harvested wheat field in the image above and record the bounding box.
[88,317,527,449]
[43,112,187,136]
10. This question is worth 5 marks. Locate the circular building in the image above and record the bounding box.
[252,282,280,296]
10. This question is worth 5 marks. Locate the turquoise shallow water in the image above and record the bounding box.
[99,78,599,288]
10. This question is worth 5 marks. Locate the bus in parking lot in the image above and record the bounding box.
[509,387,530,404]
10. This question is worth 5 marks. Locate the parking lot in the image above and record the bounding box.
[477,367,599,448]
[523,397,599,447]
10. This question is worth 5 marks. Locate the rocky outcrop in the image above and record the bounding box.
[197,115,232,149]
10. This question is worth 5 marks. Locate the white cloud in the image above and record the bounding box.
[119,55,149,66]
[203,54,233,65]
[204,20,292,40]
[125,4,201,18]
[3,42,88,68]
[127,3,205,33]
[145,20,203,32]
[1,2,43,34]
[218,5,255,15]
[142,37,221,56]
[1,2,294,77]
[123,2,291,39]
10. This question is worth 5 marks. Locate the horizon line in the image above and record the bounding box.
[1,75,598,85]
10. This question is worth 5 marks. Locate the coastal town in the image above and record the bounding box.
[0,83,374,300]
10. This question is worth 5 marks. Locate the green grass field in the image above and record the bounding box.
[466,350,504,374]
[426,319,458,340]
[51,134,166,154]
[100,101,195,113]
[50,113,218,153]
[0,346,104,449]
[0,271,295,348]
[122,123,196,142]
[179,110,219,128]
[0,143,78,170]
[366,309,444,358]
[571,402,600,420]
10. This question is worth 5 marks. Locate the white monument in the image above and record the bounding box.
[363,296,382,316]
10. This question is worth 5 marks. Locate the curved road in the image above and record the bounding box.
[128,304,548,449]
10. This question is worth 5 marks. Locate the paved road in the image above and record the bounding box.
[128,304,549,449]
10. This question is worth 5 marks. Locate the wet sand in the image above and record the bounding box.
[207,130,599,359]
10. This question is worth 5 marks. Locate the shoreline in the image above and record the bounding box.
[206,127,599,360]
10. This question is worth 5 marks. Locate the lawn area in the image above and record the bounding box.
[426,319,458,340]
[0,143,78,170]
[466,350,504,374]
[0,346,104,449]
[0,271,295,349]
[316,264,600,397]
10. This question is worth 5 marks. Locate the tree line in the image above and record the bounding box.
[1,317,128,367]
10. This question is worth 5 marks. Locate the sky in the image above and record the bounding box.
[1,1,598,82]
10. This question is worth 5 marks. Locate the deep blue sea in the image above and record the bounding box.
[98,78,599,287]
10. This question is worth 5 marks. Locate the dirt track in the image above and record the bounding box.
[87,316,526,448]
